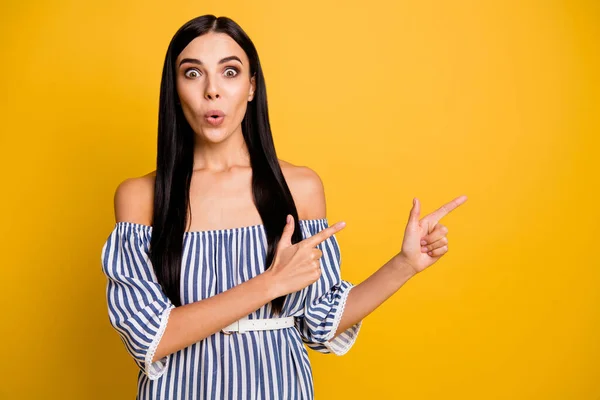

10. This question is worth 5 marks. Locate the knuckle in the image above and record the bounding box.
[441,237,448,245]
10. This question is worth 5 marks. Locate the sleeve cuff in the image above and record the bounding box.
[321,285,363,356]
[144,304,175,380]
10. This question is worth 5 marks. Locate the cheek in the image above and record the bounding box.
[234,95,249,116]
[178,86,201,110]
[226,85,250,115]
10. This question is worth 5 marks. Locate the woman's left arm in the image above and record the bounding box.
[333,195,468,337]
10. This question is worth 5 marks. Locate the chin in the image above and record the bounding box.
[197,126,231,143]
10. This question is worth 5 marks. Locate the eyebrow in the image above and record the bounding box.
[178,55,243,68]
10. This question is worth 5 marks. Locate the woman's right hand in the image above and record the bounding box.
[264,215,347,298]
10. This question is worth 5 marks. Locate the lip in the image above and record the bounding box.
[204,109,225,126]
[204,109,225,118]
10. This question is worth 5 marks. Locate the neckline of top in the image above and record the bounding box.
[115,218,328,235]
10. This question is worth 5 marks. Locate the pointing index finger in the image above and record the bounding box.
[427,195,468,225]
[302,221,346,248]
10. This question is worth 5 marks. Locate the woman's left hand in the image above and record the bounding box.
[396,195,468,275]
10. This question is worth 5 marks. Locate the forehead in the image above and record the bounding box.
[177,32,248,65]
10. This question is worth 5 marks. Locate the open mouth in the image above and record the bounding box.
[205,114,225,126]
[204,109,225,126]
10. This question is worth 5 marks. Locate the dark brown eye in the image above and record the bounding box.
[224,67,239,77]
[185,69,200,78]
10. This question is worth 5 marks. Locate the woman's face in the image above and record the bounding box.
[175,32,255,144]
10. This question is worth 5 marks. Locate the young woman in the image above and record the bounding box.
[100,14,467,399]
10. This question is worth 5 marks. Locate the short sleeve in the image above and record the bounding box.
[294,219,362,355]
[100,222,175,380]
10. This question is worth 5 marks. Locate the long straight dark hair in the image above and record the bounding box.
[149,15,302,316]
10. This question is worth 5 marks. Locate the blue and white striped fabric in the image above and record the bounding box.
[100,218,362,399]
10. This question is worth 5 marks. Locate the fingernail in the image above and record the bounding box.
[420,240,427,245]
[421,246,428,252]
[337,221,346,228]
[287,215,291,223]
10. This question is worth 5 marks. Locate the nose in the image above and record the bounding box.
[204,78,220,100]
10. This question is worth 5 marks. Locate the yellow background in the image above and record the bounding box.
[1,0,598,399]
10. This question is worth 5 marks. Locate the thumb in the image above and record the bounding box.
[278,214,295,249]
[408,197,420,225]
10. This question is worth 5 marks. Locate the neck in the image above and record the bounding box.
[193,127,251,172]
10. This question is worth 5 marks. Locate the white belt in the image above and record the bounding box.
[221,317,295,334]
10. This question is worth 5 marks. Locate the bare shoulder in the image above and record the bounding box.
[113,171,156,225]
[278,159,326,220]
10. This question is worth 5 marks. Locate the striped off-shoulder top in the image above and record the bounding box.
[100,218,362,400]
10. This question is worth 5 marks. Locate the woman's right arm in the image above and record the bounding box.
[152,272,278,362]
